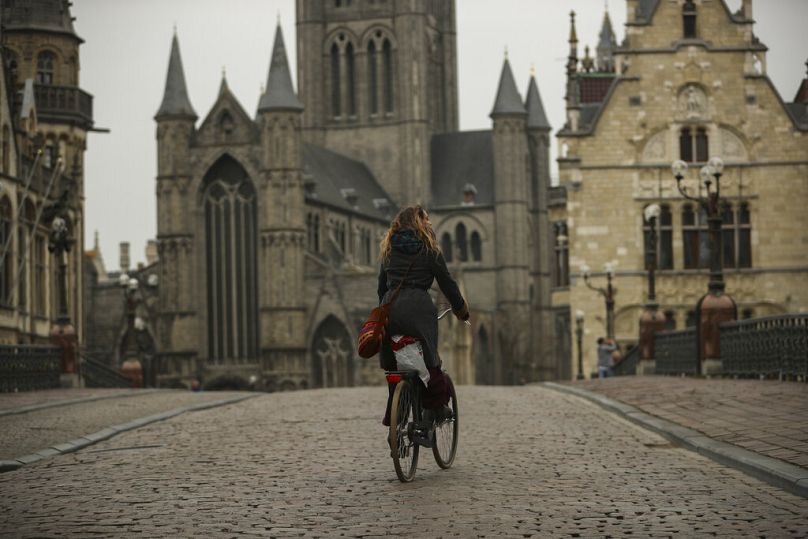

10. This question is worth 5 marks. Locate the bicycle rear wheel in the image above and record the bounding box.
[390,379,419,482]
[432,374,458,469]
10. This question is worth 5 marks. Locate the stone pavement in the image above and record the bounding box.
[0,388,142,411]
[564,377,808,470]
[0,389,247,461]
[2,385,807,537]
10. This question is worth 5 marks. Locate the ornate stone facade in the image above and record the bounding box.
[555,0,808,378]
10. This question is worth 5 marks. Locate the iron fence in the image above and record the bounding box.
[613,345,639,376]
[721,314,808,380]
[0,345,62,392]
[80,353,132,388]
[655,328,699,375]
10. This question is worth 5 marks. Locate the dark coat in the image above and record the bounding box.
[377,230,467,370]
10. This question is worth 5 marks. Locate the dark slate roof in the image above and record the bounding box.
[490,59,526,117]
[636,0,660,22]
[579,74,616,103]
[785,103,808,128]
[0,0,81,41]
[430,131,495,208]
[525,76,551,130]
[302,144,392,221]
[579,103,602,131]
[258,24,303,112]
[155,33,197,120]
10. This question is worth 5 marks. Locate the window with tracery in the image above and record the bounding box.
[455,222,468,262]
[36,51,55,85]
[679,127,708,163]
[203,157,258,362]
[368,40,378,115]
[683,0,697,38]
[441,232,453,262]
[470,231,482,262]
[346,43,356,116]
[643,204,673,270]
[0,197,12,305]
[330,43,341,117]
[722,202,752,269]
[682,204,710,269]
[382,39,394,113]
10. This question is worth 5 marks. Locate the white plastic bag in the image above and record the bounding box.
[390,335,430,386]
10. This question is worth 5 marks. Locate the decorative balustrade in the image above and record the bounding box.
[0,345,62,392]
[655,328,699,375]
[33,84,93,127]
[721,314,808,380]
[613,345,639,376]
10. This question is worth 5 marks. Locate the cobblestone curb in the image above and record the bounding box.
[0,389,163,418]
[543,382,808,499]
[0,393,260,473]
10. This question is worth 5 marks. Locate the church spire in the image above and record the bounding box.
[567,10,579,76]
[490,55,526,117]
[525,73,551,130]
[258,22,303,112]
[597,7,617,72]
[155,31,197,120]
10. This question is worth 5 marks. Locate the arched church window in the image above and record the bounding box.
[382,39,394,113]
[368,40,378,115]
[683,0,697,39]
[0,196,12,305]
[441,232,453,262]
[346,43,356,117]
[36,51,56,85]
[203,156,259,362]
[470,231,482,262]
[455,222,468,262]
[330,43,341,118]
[311,316,353,388]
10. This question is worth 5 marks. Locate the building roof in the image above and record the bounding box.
[636,0,660,22]
[598,10,616,50]
[303,144,392,221]
[490,58,526,117]
[0,0,81,41]
[525,75,551,130]
[430,131,495,208]
[155,33,197,120]
[579,74,616,104]
[258,23,303,113]
[785,103,808,128]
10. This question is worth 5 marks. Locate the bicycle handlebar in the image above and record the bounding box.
[438,308,471,326]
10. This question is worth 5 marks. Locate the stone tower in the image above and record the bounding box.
[1,0,94,341]
[295,0,458,204]
[525,72,555,380]
[490,57,531,385]
[256,25,308,380]
[154,32,197,365]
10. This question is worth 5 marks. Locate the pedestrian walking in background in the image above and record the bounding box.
[597,337,617,379]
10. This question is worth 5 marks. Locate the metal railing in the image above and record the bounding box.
[655,328,699,375]
[0,344,62,392]
[80,353,132,388]
[613,345,640,376]
[721,314,808,380]
[34,84,93,127]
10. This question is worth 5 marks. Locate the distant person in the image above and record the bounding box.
[597,337,617,379]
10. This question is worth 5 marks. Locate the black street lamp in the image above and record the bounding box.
[118,272,159,387]
[582,263,616,340]
[575,309,585,380]
[671,157,736,373]
[639,204,666,372]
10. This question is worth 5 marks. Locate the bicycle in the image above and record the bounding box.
[385,308,467,482]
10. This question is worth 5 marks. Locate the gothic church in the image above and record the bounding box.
[154,0,561,390]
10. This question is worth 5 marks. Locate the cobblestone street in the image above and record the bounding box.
[2,385,807,537]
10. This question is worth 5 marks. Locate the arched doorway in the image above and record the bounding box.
[474,325,495,385]
[311,315,354,388]
[201,155,259,363]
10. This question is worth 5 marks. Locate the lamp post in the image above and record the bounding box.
[47,215,77,379]
[638,204,666,374]
[575,310,585,380]
[671,158,736,374]
[118,272,159,387]
[582,263,616,340]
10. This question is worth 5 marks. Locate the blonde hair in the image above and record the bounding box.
[379,206,439,261]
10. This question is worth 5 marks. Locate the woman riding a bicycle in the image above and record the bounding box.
[377,205,469,426]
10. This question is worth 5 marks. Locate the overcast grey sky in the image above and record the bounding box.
[72,0,808,268]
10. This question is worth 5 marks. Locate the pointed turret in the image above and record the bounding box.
[490,56,526,117]
[525,74,551,131]
[155,32,197,120]
[258,23,303,112]
[597,8,617,72]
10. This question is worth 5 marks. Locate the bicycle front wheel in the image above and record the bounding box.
[432,374,458,469]
[390,379,419,482]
